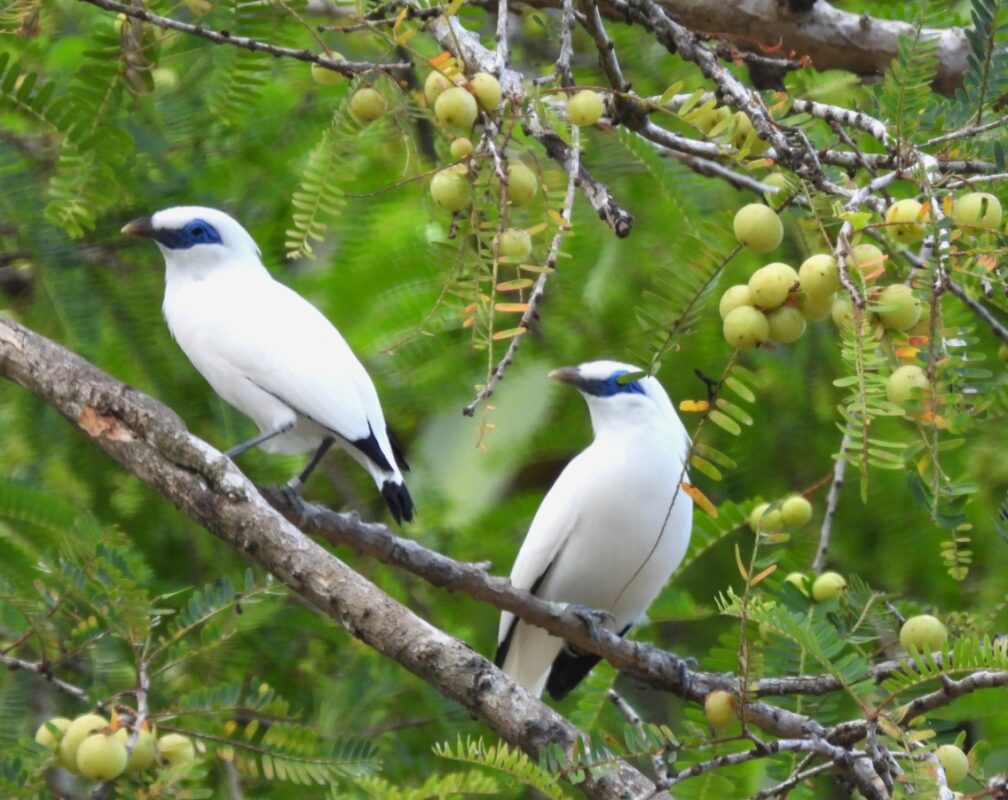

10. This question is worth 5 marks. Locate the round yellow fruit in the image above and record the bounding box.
[885,199,925,244]
[77,732,128,780]
[767,305,806,344]
[58,714,108,773]
[566,89,604,127]
[311,55,345,86]
[469,72,502,111]
[704,690,736,729]
[35,717,71,751]
[749,502,783,533]
[811,571,847,602]
[876,283,921,331]
[424,70,454,106]
[723,306,769,351]
[886,364,929,405]
[799,291,833,321]
[349,88,387,122]
[450,137,473,159]
[719,285,752,320]
[748,262,798,310]
[498,228,532,261]
[114,727,157,773]
[730,111,768,154]
[762,172,795,205]
[430,169,470,212]
[953,192,1002,231]
[831,295,854,329]
[798,254,839,299]
[899,614,948,653]
[780,495,813,528]
[687,103,728,135]
[434,86,478,128]
[850,243,886,279]
[733,204,783,254]
[505,163,538,207]
[157,733,196,768]
[935,744,969,787]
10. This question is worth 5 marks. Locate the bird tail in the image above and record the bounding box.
[381,478,415,525]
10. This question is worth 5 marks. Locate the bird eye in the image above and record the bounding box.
[190,226,205,238]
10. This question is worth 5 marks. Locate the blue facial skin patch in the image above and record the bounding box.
[579,370,646,397]
[155,219,224,249]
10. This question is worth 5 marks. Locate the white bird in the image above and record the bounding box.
[122,206,414,524]
[496,361,692,699]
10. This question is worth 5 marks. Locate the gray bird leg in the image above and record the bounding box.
[225,421,295,458]
[285,437,336,494]
[565,604,616,643]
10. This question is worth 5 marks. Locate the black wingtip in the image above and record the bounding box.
[381,479,415,525]
[545,649,603,700]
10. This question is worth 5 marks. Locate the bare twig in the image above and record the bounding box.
[0,652,90,703]
[813,433,849,573]
[947,280,1008,344]
[608,690,670,787]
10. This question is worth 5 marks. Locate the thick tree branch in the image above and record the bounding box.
[0,318,662,800]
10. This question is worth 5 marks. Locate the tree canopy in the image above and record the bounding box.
[0,0,1007,798]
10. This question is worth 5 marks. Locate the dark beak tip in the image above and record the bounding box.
[121,216,155,237]
[548,366,581,386]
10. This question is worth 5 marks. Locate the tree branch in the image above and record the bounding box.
[0,318,662,800]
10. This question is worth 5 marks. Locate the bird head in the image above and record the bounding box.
[549,360,682,433]
[122,206,262,274]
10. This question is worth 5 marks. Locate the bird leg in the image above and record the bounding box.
[225,421,294,459]
[285,437,336,495]
[565,604,616,643]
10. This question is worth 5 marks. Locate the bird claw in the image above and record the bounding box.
[566,604,615,642]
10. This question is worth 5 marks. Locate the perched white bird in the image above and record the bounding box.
[122,206,414,524]
[496,361,692,699]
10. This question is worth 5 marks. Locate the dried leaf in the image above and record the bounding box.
[78,406,134,442]
[682,482,717,518]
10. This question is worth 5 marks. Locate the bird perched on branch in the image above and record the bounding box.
[496,361,692,699]
[122,206,414,524]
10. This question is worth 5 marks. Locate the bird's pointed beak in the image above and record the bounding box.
[121,216,155,238]
[548,366,581,386]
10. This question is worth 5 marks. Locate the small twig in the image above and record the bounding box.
[608,690,670,787]
[751,759,836,799]
[0,652,89,702]
[554,0,575,87]
[493,0,508,71]
[813,433,850,572]
[947,279,1008,344]
[78,0,408,77]
[581,0,628,92]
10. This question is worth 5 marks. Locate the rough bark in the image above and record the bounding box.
[0,318,663,800]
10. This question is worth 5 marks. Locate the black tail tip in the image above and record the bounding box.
[381,480,415,525]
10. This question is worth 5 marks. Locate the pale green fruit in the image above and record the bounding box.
[799,291,833,321]
[505,163,538,206]
[58,714,108,773]
[434,86,478,128]
[762,172,795,205]
[748,262,798,310]
[798,254,839,299]
[876,284,921,331]
[498,228,532,261]
[77,733,127,780]
[566,89,604,127]
[767,305,806,344]
[704,690,736,729]
[449,137,473,159]
[953,192,1002,230]
[35,717,71,751]
[749,502,783,533]
[310,55,345,86]
[784,572,809,596]
[850,243,886,278]
[719,285,752,320]
[999,343,1008,364]
[733,204,783,254]
[114,728,157,773]
[430,169,470,212]
[885,199,925,244]
[886,365,929,405]
[424,70,454,106]
[935,744,969,787]
[899,614,948,653]
[723,306,769,351]
[780,495,813,528]
[469,72,502,111]
[157,733,196,767]
[349,88,387,122]
[688,104,730,135]
[811,571,847,602]
[831,295,854,329]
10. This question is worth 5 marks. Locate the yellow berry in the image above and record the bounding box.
[349,88,387,122]
[311,55,345,86]
[434,86,478,128]
[430,169,470,212]
[935,744,969,787]
[749,502,783,533]
[469,72,502,111]
[886,365,929,405]
[780,495,813,528]
[811,571,847,602]
[798,254,839,299]
[723,306,769,351]
[498,228,532,261]
[157,733,196,768]
[34,718,71,751]
[505,163,538,207]
[567,90,604,127]
[885,199,925,244]
[899,614,948,653]
[58,714,108,773]
[424,70,454,106]
[704,690,736,729]
[767,305,806,344]
[733,204,783,254]
[953,192,1002,231]
[748,263,798,310]
[876,284,921,331]
[450,137,473,159]
[719,285,752,320]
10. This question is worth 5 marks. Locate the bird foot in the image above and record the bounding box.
[565,604,615,642]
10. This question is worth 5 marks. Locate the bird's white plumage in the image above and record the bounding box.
[136,206,409,515]
[497,360,692,698]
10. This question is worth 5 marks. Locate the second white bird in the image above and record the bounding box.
[496,361,693,699]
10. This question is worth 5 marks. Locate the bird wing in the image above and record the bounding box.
[209,278,389,455]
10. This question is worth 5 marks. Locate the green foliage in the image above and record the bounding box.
[434,736,569,799]
[878,5,942,142]
[949,0,1008,127]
